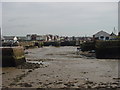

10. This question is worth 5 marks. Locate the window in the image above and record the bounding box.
[106,37,109,40]
[100,36,104,40]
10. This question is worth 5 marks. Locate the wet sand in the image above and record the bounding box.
[2,46,120,88]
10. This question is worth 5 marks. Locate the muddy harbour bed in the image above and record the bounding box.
[1,46,120,89]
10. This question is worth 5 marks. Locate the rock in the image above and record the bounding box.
[28,70,33,72]
[2,73,5,74]
[17,62,41,69]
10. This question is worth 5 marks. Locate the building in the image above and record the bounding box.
[26,35,32,41]
[93,30,110,40]
[36,35,42,41]
[53,35,60,41]
[17,36,27,41]
[26,34,37,41]
[3,36,27,42]
[26,34,60,41]
[110,32,117,40]
[36,35,46,41]
[3,36,18,42]
[26,34,49,41]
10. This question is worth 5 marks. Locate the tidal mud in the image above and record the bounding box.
[2,46,120,89]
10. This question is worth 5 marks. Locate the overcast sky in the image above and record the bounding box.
[2,2,118,36]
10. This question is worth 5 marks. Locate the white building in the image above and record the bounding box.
[13,37,18,42]
[26,35,31,41]
[3,36,18,42]
[93,30,110,40]
[36,35,42,41]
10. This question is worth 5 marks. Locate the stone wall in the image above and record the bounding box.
[1,46,26,67]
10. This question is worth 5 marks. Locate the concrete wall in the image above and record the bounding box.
[1,46,26,67]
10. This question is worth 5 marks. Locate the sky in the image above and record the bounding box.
[1,2,118,37]
[0,2,2,28]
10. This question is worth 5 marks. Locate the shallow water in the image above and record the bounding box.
[26,60,50,65]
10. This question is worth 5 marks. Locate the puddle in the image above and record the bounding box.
[26,60,50,65]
